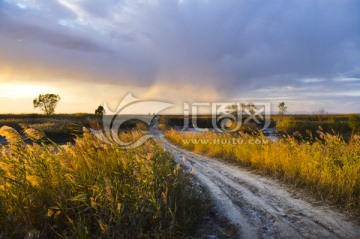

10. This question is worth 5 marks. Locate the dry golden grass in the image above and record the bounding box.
[165,129,360,213]
[0,126,206,239]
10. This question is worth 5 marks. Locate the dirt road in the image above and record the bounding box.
[159,136,360,239]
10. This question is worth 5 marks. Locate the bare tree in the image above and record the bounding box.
[278,102,287,116]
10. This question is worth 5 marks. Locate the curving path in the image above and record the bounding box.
[158,135,360,239]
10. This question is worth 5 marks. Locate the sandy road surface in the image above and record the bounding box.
[158,136,360,239]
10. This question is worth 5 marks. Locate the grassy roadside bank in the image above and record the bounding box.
[0,127,206,238]
[165,130,360,215]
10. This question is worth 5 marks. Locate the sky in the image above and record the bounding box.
[0,0,360,114]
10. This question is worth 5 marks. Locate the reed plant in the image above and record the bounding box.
[0,126,206,238]
[165,129,360,213]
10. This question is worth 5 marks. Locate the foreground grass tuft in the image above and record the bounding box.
[0,127,205,238]
[165,129,360,213]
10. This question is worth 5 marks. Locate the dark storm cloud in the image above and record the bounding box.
[131,0,360,91]
[0,13,107,53]
[0,0,155,84]
[0,0,360,99]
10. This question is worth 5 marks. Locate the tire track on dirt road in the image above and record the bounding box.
[159,136,360,239]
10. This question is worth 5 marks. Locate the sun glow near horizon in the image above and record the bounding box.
[0,82,56,99]
[0,0,360,114]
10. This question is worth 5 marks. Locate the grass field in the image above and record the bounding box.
[165,129,360,214]
[0,113,359,237]
[272,114,358,138]
[0,126,206,238]
[1,113,358,142]
[0,114,152,144]
[0,114,91,144]
[161,114,359,138]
